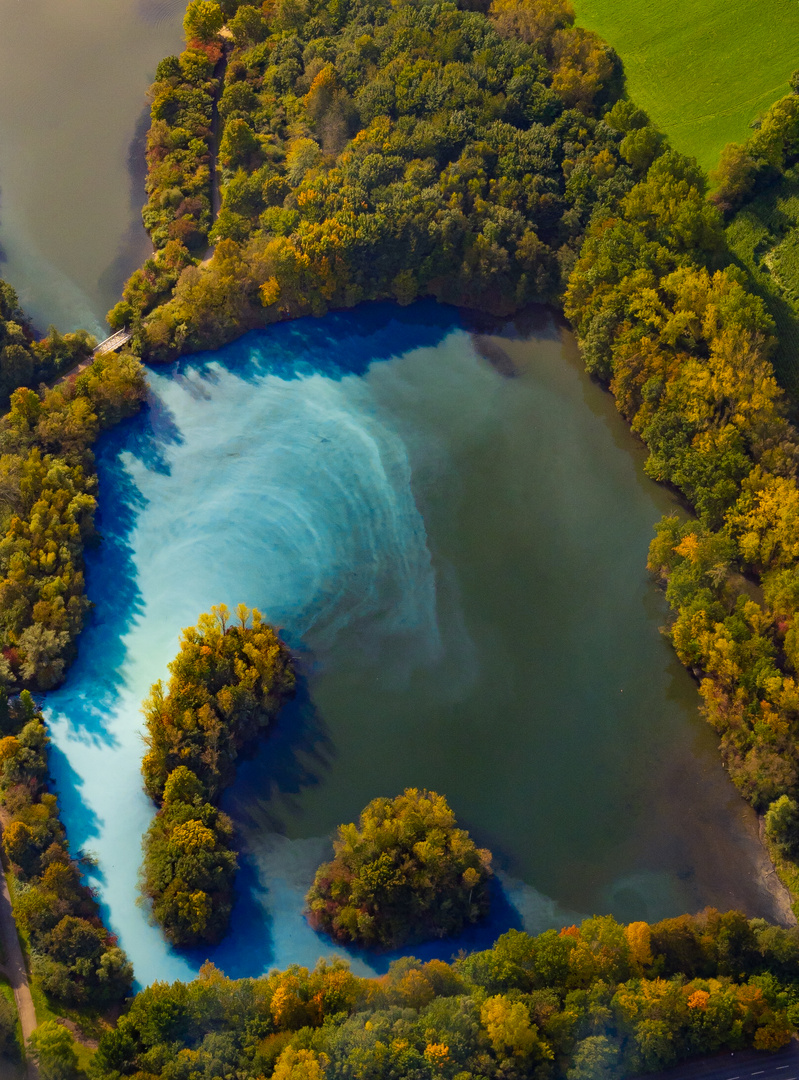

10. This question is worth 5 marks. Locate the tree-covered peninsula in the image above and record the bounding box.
[0,280,149,694]
[110,0,663,356]
[140,604,294,945]
[306,788,492,948]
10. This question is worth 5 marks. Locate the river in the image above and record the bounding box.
[0,0,789,991]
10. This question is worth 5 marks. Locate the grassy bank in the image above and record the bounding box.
[573,0,799,172]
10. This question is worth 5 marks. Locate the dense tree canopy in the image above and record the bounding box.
[142,603,295,801]
[0,336,147,691]
[563,93,799,904]
[0,692,132,1008]
[0,281,147,695]
[0,280,96,410]
[306,788,493,948]
[111,0,664,357]
[29,1020,79,1080]
[141,766,238,946]
[140,604,294,945]
[91,911,799,1080]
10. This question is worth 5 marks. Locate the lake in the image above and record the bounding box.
[0,0,787,990]
[44,301,787,987]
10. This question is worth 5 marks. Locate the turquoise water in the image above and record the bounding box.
[45,302,782,988]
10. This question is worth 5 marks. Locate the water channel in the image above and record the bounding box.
[0,0,790,991]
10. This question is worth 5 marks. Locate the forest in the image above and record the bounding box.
[0,328,147,693]
[140,604,294,945]
[3,0,799,1072]
[90,911,799,1080]
[0,284,97,410]
[110,0,656,356]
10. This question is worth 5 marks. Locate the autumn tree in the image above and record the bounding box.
[91,911,799,1080]
[183,0,223,43]
[142,603,294,800]
[489,0,574,49]
[29,1021,78,1080]
[766,795,799,858]
[306,788,493,949]
[140,766,238,946]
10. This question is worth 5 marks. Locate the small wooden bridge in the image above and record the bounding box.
[51,328,133,387]
[92,328,131,356]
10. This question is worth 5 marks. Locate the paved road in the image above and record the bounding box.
[641,1039,799,1080]
[0,868,36,1077]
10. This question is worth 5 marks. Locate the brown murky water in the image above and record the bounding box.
[0,0,185,333]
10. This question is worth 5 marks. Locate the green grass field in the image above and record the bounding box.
[573,0,799,173]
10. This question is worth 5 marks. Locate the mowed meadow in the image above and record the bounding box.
[573,0,799,173]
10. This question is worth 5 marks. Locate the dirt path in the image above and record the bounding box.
[0,867,36,1077]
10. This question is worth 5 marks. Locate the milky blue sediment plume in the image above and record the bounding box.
[45,302,785,988]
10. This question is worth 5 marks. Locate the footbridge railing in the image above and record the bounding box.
[92,329,132,356]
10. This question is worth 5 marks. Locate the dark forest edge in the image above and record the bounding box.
[0,285,97,410]
[91,912,799,1080]
[709,86,799,396]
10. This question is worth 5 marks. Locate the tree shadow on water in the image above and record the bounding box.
[42,298,523,975]
[172,675,333,977]
[210,669,527,978]
[223,672,335,836]
[50,297,467,747]
[169,300,462,388]
[47,740,104,864]
[45,395,183,743]
[96,103,153,316]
